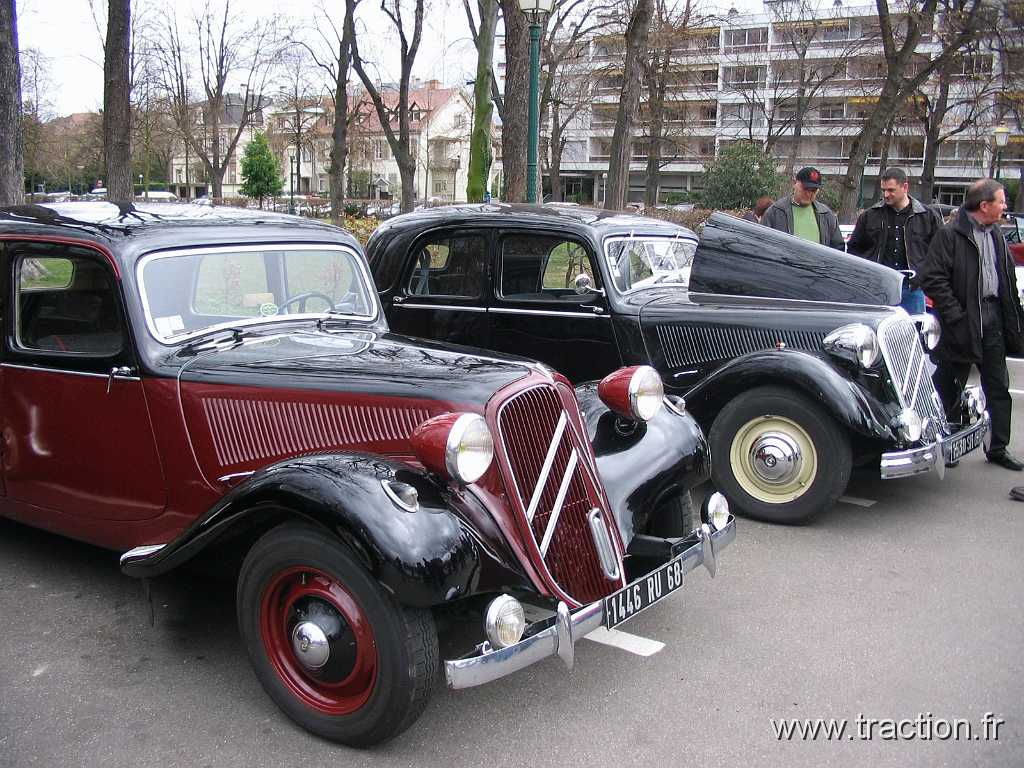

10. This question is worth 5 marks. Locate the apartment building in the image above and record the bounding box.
[505,0,1023,207]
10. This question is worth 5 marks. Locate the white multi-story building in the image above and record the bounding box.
[500,0,1023,207]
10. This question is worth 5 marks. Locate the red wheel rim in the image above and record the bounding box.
[259,566,378,715]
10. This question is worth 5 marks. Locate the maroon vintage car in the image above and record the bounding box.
[0,202,734,746]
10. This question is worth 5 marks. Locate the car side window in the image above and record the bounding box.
[500,234,598,302]
[406,235,485,298]
[15,249,124,356]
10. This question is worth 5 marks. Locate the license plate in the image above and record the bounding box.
[604,554,687,629]
[945,427,984,463]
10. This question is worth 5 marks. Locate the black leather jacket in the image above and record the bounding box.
[847,197,943,288]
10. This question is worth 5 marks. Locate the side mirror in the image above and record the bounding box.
[574,273,603,296]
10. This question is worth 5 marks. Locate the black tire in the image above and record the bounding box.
[709,386,851,524]
[237,522,438,746]
[646,490,695,538]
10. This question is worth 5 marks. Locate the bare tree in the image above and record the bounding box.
[466,0,498,202]
[498,0,530,201]
[835,0,987,221]
[0,0,24,205]
[269,47,326,200]
[151,1,276,199]
[20,48,52,196]
[295,0,357,223]
[349,0,424,212]
[605,0,653,210]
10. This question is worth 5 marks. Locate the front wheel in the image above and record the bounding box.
[709,386,851,524]
[237,522,438,746]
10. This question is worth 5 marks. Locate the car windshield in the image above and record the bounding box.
[605,236,697,293]
[138,244,376,343]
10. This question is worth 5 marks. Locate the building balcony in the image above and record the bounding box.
[429,157,461,171]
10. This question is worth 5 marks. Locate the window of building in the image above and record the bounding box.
[434,179,448,193]
[453,113,465,129]
[953,54,993,77]
[699,104,717,125]
[698,139,716,157]
[726,65,765,86]
[820,103,845,122]
[318,175,327,192]
[302,146,313,162]
[725,27,767,49]
[822,21,851,42]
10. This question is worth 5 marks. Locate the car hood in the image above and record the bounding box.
[688,212,903,306]
[176,327,533,409]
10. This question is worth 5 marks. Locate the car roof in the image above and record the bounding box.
[0,202,360,265]
[373,202,694,241]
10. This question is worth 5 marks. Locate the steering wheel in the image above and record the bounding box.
[278,291,335,314]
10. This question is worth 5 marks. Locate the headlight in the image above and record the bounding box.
[700,491,730,531]
[895,408,923,443]
[598,365,664,421]
[484,595,526,649]
[822,323,881,368]
[914,312,940,350]
[962,385,986,419]
[411,412,494,484]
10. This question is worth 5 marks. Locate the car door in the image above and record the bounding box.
[0,240,166,523]
[489,231,621,382]
[386,229,490,349]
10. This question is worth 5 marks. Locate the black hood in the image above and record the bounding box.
[689,212,903,306]
[177,328,532,408]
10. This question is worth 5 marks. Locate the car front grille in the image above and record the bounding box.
[494,383,623,606]
[877,315,948,439]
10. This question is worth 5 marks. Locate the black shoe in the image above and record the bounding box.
[945,460,960,468]
[987,451,1024,471]
[1010,487,1024,502]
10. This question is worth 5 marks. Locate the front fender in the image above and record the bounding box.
[575,381,709,545]
[122,453,530,608]
[681,349,896,442]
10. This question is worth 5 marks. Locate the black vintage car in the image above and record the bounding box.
[0,202,733,746]
[368,204,990,524]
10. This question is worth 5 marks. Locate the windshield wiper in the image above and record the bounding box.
[180,327,254,355]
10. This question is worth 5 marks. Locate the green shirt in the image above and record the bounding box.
[792,202,820,244]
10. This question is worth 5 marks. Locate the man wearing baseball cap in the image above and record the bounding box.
[761,166,845,250]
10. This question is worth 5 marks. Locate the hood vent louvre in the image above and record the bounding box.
[656,324,825,367]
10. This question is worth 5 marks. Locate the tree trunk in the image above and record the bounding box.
[329,0,355,225]
[784,71,808,178]
[644,55,667,209]
[605,0,653,210]
[0,0,23,205]
[837,77,901,221]
[499,0,529,202]
[399,157,416,211]
[103,0,132,201]
[467,0,497,202]
[549,102,563,202]
[874,115,896,205]
[919,74,949,205]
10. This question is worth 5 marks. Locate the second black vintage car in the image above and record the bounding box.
[368,204,990,524]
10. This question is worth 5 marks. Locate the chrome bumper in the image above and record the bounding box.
[444,517,736,690]
[879,412,990,480]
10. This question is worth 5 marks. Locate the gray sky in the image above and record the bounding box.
[20,0,763,118]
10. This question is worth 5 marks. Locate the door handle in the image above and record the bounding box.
[107,366,134,394]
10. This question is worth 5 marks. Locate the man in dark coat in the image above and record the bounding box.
[761,167,845,250]
[918,178,1024,470]
[847,167,943,314]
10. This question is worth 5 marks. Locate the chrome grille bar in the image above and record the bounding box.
[878,315,948,437]
[539,450,578,556]
[525,412,568,523]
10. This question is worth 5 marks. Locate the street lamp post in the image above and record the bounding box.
[289,153,298,215]
[517,0,554,204]
[993,123,1010,182]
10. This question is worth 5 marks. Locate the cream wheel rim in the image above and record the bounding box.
[730,415,818,503]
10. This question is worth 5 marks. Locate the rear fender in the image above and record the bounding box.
[121,452,530,607]
[682,349,896,442]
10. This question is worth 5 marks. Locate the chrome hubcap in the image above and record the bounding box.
[291,621,330,670]
[749,431,802,485]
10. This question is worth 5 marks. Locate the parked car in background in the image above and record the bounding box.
[136,190,179,202]
[1002,214,1024,299]
[0,201,734,746]
[369,204,989,524]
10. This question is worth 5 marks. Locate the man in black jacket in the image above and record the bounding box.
[918,178,1024,470]
[761,167,845,250]
[847,167,943,314]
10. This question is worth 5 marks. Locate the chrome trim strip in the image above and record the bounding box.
[136,243,379,347]
[588,508,621,580]
[524,412,568,523]
[119,543,165,565]
[398,303,487,312]
[444,516,737,690]
[490,308,607,319]
[539,449,578,557]
[687,291,902,312]
[0,362,140,381]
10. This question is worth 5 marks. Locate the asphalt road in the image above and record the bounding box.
[2,370,1023,768]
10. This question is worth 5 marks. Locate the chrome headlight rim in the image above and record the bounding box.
[895,408,923,443]
[823,323,882,369]
[627,365,665,422]
[444,413,494,484]
[700,491,730,531]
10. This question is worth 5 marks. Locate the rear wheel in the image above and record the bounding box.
[237,523,437,746]
[709,386,851,524]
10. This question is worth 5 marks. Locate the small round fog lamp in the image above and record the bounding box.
[895,408,923,443]
[702,492,730,531]
[484,595,526,650]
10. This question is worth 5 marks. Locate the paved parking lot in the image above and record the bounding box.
[2,369,1023,768]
